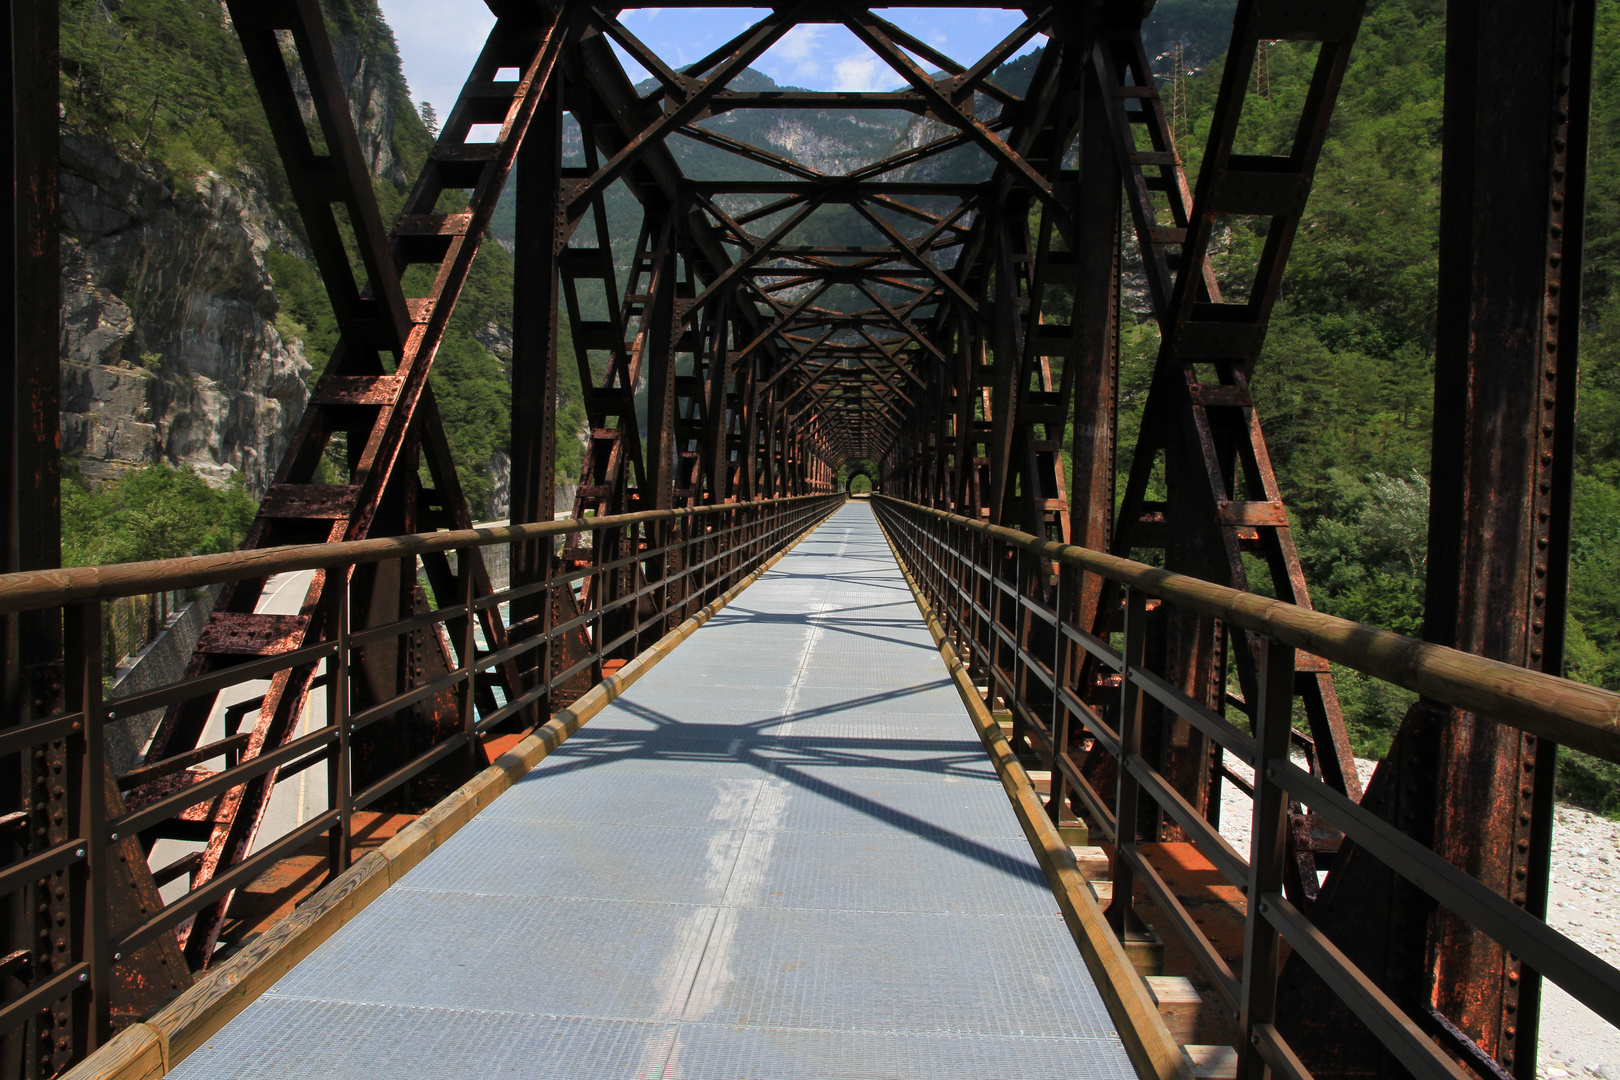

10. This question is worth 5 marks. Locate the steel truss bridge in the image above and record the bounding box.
[1,0,1617,1078]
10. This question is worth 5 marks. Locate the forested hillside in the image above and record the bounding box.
[1149,0,1620,807]
[58,0,546,526]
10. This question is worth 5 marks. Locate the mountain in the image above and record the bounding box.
[56,0,527,516]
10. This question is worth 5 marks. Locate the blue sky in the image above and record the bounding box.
[378,2,1044,125]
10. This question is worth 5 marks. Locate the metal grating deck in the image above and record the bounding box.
[168,503,1135,1079]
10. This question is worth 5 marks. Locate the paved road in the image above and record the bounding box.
[169,502,1133,1079]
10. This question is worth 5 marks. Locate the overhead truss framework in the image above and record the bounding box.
[0,0,1598,1077]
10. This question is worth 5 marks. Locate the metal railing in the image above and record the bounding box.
[0,493,841,1068]
[872,495,1620,1080]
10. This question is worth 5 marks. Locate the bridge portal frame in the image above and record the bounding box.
[0,0,1609,1077]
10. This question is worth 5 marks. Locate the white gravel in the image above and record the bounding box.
[1540,804,1620,1079]
[1211,758,1618,1074]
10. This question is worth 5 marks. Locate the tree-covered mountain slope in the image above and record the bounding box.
[57,0,540,523]
[1148,0,1620,808]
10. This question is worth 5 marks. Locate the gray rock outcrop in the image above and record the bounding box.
[59,128,311,494]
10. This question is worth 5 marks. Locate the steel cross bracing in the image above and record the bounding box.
[1073,2,1369,900]
[4,0,1601,1077]
[98,0,1374,981]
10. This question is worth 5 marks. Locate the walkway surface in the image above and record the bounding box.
[169,502,1134,1080]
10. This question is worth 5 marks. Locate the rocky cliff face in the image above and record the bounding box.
[285,24,413,189]
[59,129,310,493]
[59,3,418,496]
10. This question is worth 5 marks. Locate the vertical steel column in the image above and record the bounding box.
[509,61,566,705]
[1069,61,1119,633]
[985,210,1026,529]
[1239,636,1297,1080]
[1,1,60,1074]
[63,604,107,1059]
[1278,2,1594,1075]
[1422,0,1593,1070]
[324,575,351,874]
[1108,587,1147,937]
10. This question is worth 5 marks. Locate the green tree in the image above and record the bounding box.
[62,465,258,567]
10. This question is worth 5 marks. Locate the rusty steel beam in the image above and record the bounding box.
[1,1,65,1073]
[136,2,565,968]
[27,2,1600,1074]
[1069,2,1368,880]
[1278,2,1597,1078]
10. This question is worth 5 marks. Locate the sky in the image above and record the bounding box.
[377,2,1045,126]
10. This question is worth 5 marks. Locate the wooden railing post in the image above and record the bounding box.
[1240,634,1296,1080]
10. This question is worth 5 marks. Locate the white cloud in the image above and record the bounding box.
[832,54,895,92]
[775,24,824,60]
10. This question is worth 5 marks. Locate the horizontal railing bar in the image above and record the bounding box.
[1252,1023,1315,1080]
[548,650,598,692]
[117,725,339,838]
[116,733,252,790]
[1058,753,1117,842]
[1127,752,1249,889]
[1061,621,1124,671]
[599,624,640,657]
[348,664,472,734]
[1003,688,1054,751]
[0,711,83,760]
[272,742,333,782]
[0,962,90,1035]
[0,495,836,612]
[475,680,547,733]
[347,601,467,650]
[470,628,545,674]
[114,811,340,957]
[1025,654,1055,691]
[353,733,472,811]
[1129,665,1258,765]
[1273,758,1620,1024]
[105,640,335,720]
[481,575,558,610]
[1116,842,1242,1010]
[875,496,1620,761]
[551,604,599,640]
[990,620,1018,651]
[0,836,88,899]
[1058,686,1121,757]
[1018,592,1058,625]
[1221,763,1255,797]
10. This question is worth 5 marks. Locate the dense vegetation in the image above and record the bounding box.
[1145,0,1620,809]
[61,463,257,566]
[58,0,585,525]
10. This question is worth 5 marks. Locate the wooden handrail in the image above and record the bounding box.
[0,495,841,614]
[874,496,1620,763]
